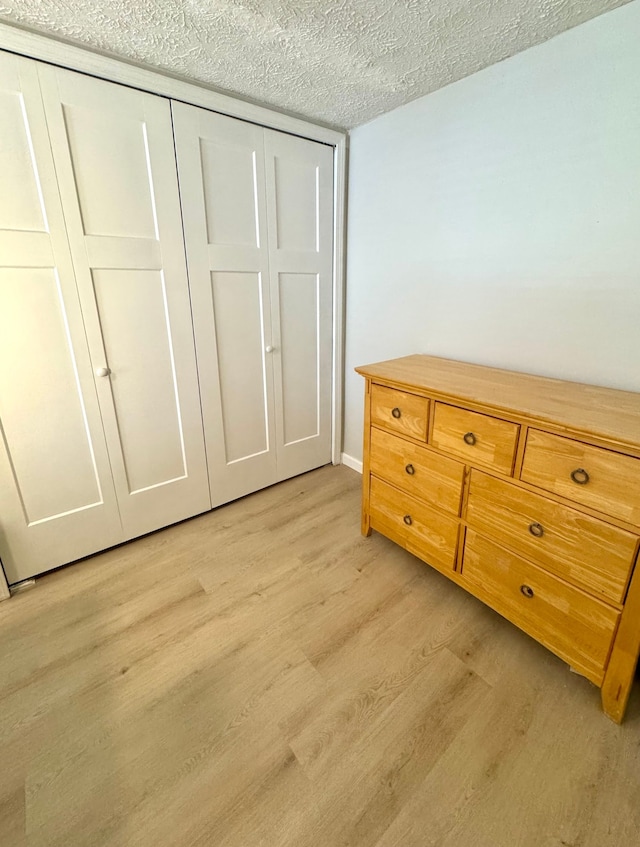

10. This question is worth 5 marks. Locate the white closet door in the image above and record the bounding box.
[172,103,277,507]
[264,131,334,480]
[0,52,121,583]
[38,66,210,539]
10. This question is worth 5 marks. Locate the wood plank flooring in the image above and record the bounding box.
[1,465,639,847]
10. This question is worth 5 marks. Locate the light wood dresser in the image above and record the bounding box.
[356,355,640,722]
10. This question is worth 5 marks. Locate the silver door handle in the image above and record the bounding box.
[95,367,111,377]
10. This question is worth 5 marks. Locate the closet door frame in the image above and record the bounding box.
[0,21,347,470]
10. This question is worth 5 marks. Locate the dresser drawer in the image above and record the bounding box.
[370,427,464,516]
[466,470,638,604]
[521,430,640,526]
[462,531,620,685]
[370,384,429,441]
[370,477,458,574]
[431,403,519,474]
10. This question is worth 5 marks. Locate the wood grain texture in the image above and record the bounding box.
[602,554,640,723]
[431,402,520,475]
[0,466,639,847]
[521,429,640,526]
[369,476,459,574]
[358,354,640,722]
[461,531,620,685]
[370,426,464,516]
[356,355,640,452]
[361,378,373,536]
[466,470,638,605]
[370,384,429,441]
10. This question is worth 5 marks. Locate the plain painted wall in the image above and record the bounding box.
[343,1,640,462]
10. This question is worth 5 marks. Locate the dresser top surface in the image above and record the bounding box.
[355,355,640,449]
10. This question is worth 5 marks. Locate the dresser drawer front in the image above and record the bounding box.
[370,384,429,441]
[466,471,638,604]
[521,430,640,526]
[370,427,464,515]
[462,531,619,685]
[431,403,519,474]
[370,477,458,573]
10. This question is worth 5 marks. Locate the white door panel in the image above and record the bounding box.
[173,103,334,504]
[265,131,333,481]
[278,272,322,445]
[172,102,277,506]
[61,102,159,239]
[0,52,121,583]
[0,269,102,520]
[211,271,271,464]
[199,137,260,247]
[39,66,210,538]
[0,82,46,231]
[272,156,320,252]
[91,268,188,493]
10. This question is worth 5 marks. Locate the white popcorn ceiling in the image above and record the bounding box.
[0,0,631,129]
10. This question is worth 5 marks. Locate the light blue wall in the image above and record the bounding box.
[344,1,640,461]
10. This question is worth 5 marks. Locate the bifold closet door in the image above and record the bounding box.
[172,103,333,507]
[0,52,121,583]
[172,104,278,506]
[263,130,333,481]
[38,66,210,539]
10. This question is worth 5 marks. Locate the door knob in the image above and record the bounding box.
[95,367,111,377]
[265,345,275,353]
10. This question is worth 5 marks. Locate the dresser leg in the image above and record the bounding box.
[602,679,630,724]
[601,558,640,723]
[360,469,372,537]
[601,649,639,724]
[360,378,373,538]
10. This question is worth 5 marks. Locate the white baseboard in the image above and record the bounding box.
[341,453,363,474]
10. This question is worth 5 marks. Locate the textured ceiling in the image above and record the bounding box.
[0,0,631,128]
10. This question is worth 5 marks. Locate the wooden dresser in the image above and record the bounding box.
[356,355,640,722]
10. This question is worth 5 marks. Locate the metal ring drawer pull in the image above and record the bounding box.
[403,514,413,526]
[391,407,402,419]
[405,463,415,475]
[520,585,534,599]
[463,432,476,446]
[528,522,544,538]
[571,468,590,485]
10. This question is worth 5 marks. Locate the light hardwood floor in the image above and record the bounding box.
[1,465,639,847]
